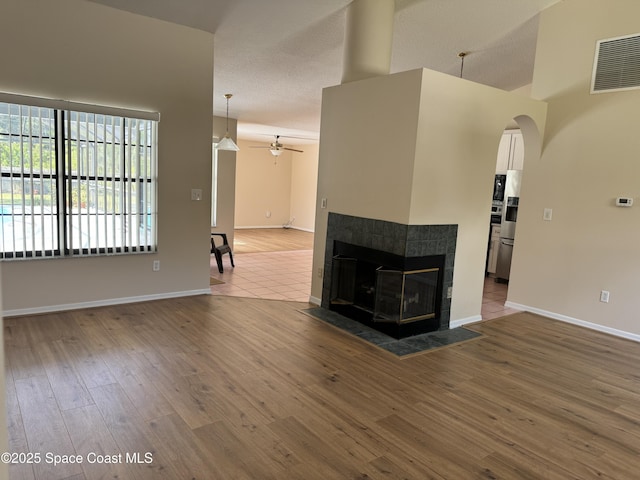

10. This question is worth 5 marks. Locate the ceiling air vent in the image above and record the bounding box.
[592,33,640,93]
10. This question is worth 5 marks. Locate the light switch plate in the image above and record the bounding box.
[543,208,553,221]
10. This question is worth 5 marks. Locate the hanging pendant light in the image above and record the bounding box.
[217,93,240,151]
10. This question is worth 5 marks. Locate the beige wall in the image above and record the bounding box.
[311,70,422,300]
[1,0,214,313]
[234,140,319,232]
[0,266,5,480]
[212,116,238,247]
[410,70,547,321]
[290,144,320,231]
[312,68,547,322]
[508,0,640,337]
[234,139,293,228]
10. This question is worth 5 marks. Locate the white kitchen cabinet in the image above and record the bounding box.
[495,130,524,173]
[487,224,501,274]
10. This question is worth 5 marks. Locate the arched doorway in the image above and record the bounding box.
[483,115,542,320]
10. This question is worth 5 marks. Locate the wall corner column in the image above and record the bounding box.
[341,0,395,84]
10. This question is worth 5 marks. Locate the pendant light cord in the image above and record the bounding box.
[458,52,467,79]
[224,93,232,135]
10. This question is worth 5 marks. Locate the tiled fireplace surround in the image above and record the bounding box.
[321,213,458,331]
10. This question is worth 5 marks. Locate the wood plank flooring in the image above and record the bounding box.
[232,228,313,254]
[5,296,640,479]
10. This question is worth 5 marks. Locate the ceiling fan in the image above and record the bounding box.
[250,135,304,157]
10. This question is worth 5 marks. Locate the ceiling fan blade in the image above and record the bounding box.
[283,147,304,153]
[249,146,271,149]
[278,135,317,141]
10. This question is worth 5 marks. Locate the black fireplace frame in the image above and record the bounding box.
[321,213,457,334]
[329,241,445,338]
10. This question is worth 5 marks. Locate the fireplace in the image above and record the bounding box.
[322,213,457,338]
[330,241,444,338]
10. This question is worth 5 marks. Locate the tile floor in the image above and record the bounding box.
[211,248,519,319]
[481,276,520,320]
[210,249,313,303]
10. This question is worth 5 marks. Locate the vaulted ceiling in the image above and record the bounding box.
[86,0,561,143]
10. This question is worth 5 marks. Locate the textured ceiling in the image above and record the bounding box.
[86,0,561,144]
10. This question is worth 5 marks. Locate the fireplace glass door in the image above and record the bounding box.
[374,268,439,324]
[330,256,357,306]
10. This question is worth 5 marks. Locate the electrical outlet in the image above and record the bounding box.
[600,290,610,303]
[153,260,160,272]
[317,268,323,278]
[191,189,202,201]
[447,286,453,299]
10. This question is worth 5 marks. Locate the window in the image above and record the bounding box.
[0,96,158,259]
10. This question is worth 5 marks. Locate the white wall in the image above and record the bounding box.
[1,0,214,313]
[508,0,640,337]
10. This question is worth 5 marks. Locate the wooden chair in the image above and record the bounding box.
[211,233,235,273]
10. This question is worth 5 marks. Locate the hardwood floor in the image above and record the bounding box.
[232,228,314,254]
[5,295,640,479]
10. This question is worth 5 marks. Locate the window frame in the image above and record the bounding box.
[0,93,159,260]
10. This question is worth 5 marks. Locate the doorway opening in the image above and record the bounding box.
[483,114,540,320]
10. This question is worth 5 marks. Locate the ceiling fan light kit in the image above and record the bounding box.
[249,135,304,157]
[217,93,240,151]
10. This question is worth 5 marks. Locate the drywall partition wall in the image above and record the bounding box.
[409,69,547,322]
[1,0,214,314]
[0,268,6,480]
[311,69,423,301]
[233,139,318,232]
[234,139,293,228]
[212,115,238,248]
[508,0,640,337]
[290,144,320,232]
[311,68,547,323]
[311,69,423,304]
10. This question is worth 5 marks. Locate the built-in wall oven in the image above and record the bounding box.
[491,174,506,224]
[496,170,522,282]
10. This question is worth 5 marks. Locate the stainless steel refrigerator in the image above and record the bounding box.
[496,170,522,282]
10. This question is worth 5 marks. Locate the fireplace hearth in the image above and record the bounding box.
[322,213,457,338]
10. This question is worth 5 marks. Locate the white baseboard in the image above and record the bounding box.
[505,301,640,343]
[234,225,283,229]
[450,315,483,329]
[289,226,314,233]
[3,289,212,318]
[308,296,321,306]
